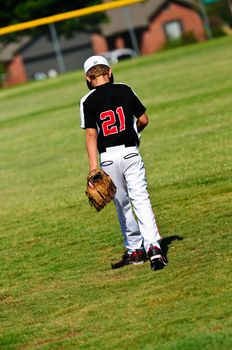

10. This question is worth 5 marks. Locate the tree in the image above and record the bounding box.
[205,0,232,35]
[0,0,107,41]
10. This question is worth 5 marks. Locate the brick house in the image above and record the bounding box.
[99,0,205,54]
[0,0,205,86]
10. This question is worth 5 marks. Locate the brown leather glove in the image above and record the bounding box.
[86,169,116,212]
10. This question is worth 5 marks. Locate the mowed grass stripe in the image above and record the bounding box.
[0,102,77,129]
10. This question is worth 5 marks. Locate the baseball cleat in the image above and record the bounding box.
[127,249,146,265]
[147,244,167,271]
[111,249,146,269]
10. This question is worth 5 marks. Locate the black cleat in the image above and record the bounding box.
[147,245,167,271]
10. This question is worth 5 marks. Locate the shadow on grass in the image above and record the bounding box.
[160,235,184,262]
[111,235,183,269]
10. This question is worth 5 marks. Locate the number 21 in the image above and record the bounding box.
[100,107,125,136]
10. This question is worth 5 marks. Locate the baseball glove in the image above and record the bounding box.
[85,168,116,212]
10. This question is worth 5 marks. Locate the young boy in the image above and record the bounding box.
[80,55,167,271]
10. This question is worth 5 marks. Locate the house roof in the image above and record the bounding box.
[0,37,31,62]
[101,1,148,36]
[0,32,92,62]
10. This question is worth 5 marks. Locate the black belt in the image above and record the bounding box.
[99,142,137,154]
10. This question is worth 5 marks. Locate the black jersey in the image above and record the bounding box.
[80,82,146,153]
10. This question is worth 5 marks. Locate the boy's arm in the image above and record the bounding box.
[86,128,98,171]
[137,113,149,132]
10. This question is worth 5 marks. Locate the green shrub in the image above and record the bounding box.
[0,62,6,87]
[162,31,198,50]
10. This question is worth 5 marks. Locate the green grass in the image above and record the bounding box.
[0,36,232,350]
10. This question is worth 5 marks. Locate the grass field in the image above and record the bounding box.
[0,36,232,350]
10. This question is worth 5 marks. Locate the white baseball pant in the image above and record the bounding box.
[100,145,161,252]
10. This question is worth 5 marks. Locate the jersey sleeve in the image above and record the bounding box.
[80,95,97,129]
[83,101,97,129]
[129,88,146,118]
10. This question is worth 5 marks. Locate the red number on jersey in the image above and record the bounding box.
[100,110,117,136]
[116,107,126,132]
[100,107,126,136]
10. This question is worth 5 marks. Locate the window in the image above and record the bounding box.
[164,20,183,41]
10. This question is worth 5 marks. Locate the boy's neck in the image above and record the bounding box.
[91,75,110,87]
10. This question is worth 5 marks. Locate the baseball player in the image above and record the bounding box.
[80,55,167,271]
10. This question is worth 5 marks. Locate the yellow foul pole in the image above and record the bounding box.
[0,0,144,36]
